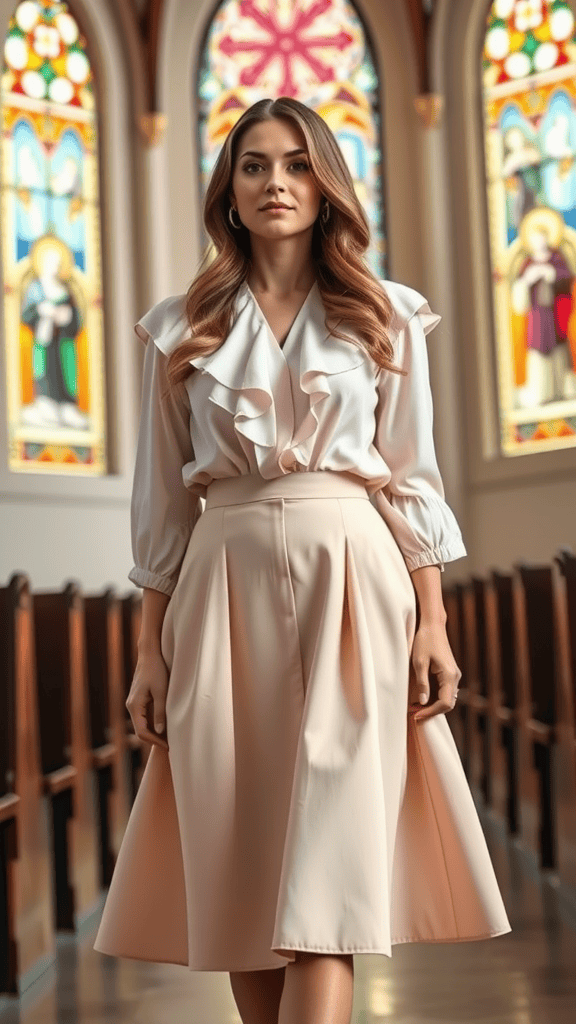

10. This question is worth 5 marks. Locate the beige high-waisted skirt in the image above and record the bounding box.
[93,470,511,972]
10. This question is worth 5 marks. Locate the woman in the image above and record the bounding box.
[94,97,511,1024]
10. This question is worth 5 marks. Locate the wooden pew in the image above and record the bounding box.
[465,574,523,818]
[555,547,576,715]
[551,548,576,891]
[0,574,54,995]
[488,570,520,837]
[471,577,492,807]
[513,564,558,870]
[83,589,131,887]
[451,582,486,793]
[120,592,149,801]
[33,582,99,931]
[443,584,462,744]
[448,583,471,769]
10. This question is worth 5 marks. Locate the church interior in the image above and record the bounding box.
[1,0,576,1021]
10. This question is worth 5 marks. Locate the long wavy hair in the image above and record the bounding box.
[166,96,404,387]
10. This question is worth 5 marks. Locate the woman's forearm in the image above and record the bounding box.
[137,587,171,655]
[409,563,447,624]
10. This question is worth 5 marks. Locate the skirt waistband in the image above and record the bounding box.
[205,470,370,509]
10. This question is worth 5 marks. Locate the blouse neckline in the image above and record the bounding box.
[242,280,319,353]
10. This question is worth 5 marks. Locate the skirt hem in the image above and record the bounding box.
[189,927,513,970]
[388,925,512,945]
[272,926,512,955]
[94,926,513,974]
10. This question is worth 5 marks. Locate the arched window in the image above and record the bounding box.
[1,0,106,475]
[197,0,386,277]
[483,0,576,456]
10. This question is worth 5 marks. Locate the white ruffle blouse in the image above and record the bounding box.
[128,278,467,597]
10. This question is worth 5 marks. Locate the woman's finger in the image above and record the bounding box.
[131,702,169,750]
[152,687,167,735]
[411,652,430,705]
[413,676,458,722]
[412,695,453,721]
[408,662,421,706]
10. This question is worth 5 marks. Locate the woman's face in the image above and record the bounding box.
[229,117,322,239]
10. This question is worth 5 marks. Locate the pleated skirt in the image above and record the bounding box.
[93,469,511,972]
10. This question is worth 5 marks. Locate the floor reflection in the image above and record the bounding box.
[1,811,575,1024]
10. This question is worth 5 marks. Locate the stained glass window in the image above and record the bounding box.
[483,0,576,456]
[1,0,107,475]
[198,0,386,277]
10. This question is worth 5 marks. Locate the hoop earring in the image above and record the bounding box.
[229,206,242,229]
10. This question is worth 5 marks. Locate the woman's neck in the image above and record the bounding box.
[247,236,317,296]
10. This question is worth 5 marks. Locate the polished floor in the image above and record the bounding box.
[1,809,575,1024]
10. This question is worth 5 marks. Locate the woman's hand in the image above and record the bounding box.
[408,619,461,722]
[126,648,170,750]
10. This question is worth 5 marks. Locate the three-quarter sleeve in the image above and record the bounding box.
[371,292,467,573]
[128,314,202,597]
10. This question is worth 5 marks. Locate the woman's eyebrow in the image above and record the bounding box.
[239,148,307,159]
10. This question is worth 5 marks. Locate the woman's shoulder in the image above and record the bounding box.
[134,293,189,355]
[377,277,442,338]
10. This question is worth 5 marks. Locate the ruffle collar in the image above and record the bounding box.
[186,281,368,467]
[187,281,367,381]
[135,280,438,473]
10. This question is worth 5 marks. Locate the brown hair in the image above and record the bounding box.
[166,96,404,386]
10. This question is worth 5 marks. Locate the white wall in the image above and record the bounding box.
[1,502,133,593]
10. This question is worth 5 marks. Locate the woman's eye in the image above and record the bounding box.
[241,160,310,173]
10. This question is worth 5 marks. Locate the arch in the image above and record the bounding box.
[195,0,387,277]
[157,0,426,291]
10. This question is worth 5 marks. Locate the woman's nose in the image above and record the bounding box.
[264,166,286,190]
